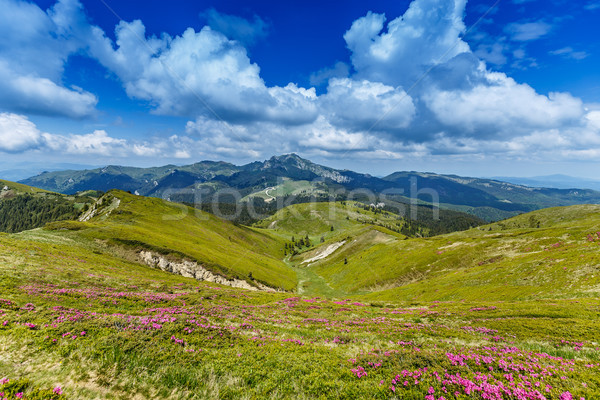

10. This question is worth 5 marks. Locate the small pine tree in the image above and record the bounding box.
[344,257,348,265]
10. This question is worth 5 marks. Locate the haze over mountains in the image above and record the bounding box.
[21,154,600,222]
[493,175,600,191]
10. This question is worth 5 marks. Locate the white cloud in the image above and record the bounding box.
[320,78,415,132]
[474,42,508,66]
[177,0,600,162]
[425,71,584,136]
[0,113,44,152]
[585,111,600,131]
[344,1,470,87]
[185,115,374,157]
[297,116,371,151]
[504,21,552,41]
[1,0,598,167]
[0,0,97,118]
[0,62,98,119]
[88,20,317,125]
[0,113,196,160]
[43,130,127,156]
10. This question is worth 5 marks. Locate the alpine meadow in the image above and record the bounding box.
[1,0,600,399]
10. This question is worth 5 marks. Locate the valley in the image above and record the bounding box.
[0,182,599,399]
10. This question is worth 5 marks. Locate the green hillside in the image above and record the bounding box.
[241,178,328,202]
[254,201,407,240]
[1,202,599,398]
[0,179,54,196]
[1,185,600,399]
[44,190,295,291]
[291,204,600,301]
[254,200,482,242]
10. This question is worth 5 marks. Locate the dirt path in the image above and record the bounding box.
[264,187,276,202]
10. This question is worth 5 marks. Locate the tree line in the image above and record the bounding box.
[0,195,81,233]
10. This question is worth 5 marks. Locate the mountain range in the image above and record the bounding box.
[20,153,600,221]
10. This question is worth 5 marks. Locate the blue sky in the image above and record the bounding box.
[0,0,599,179]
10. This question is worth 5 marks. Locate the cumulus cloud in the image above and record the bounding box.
[200,8,269,46]
[0,0,97,118]
[0,113,128,155]
[178,0,597,162]
[319,78,415,132]
[425,71,584,136]
[1,0,597,166]
[43,130,128,156]
[88,20,317,125]
[344,1,470,87]
[0,112,195,160]
[329,0,591,151]
[0,113,44,152]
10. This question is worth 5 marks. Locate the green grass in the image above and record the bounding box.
[0,179,54,196]
[286,204,600,301]
[2,196,600,398]
[241,178,327,202]
[0,229,599,398]
[43,190,296,291]
[255,201,407,243]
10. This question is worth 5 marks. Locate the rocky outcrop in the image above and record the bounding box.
[79,196,120,222]
[138,250,279,292]
[302,241,346,265]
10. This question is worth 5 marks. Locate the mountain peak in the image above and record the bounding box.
[268,153,309,163]
[263,153,314,170]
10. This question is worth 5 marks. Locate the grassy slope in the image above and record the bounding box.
[297,204,600,301]
[0,179,54,196]
[254,201,407,242]
[1,228,600,399]
[47,191,296,291]
[241,178,327,202]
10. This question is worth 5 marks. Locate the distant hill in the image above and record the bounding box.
[20,154,600,221]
